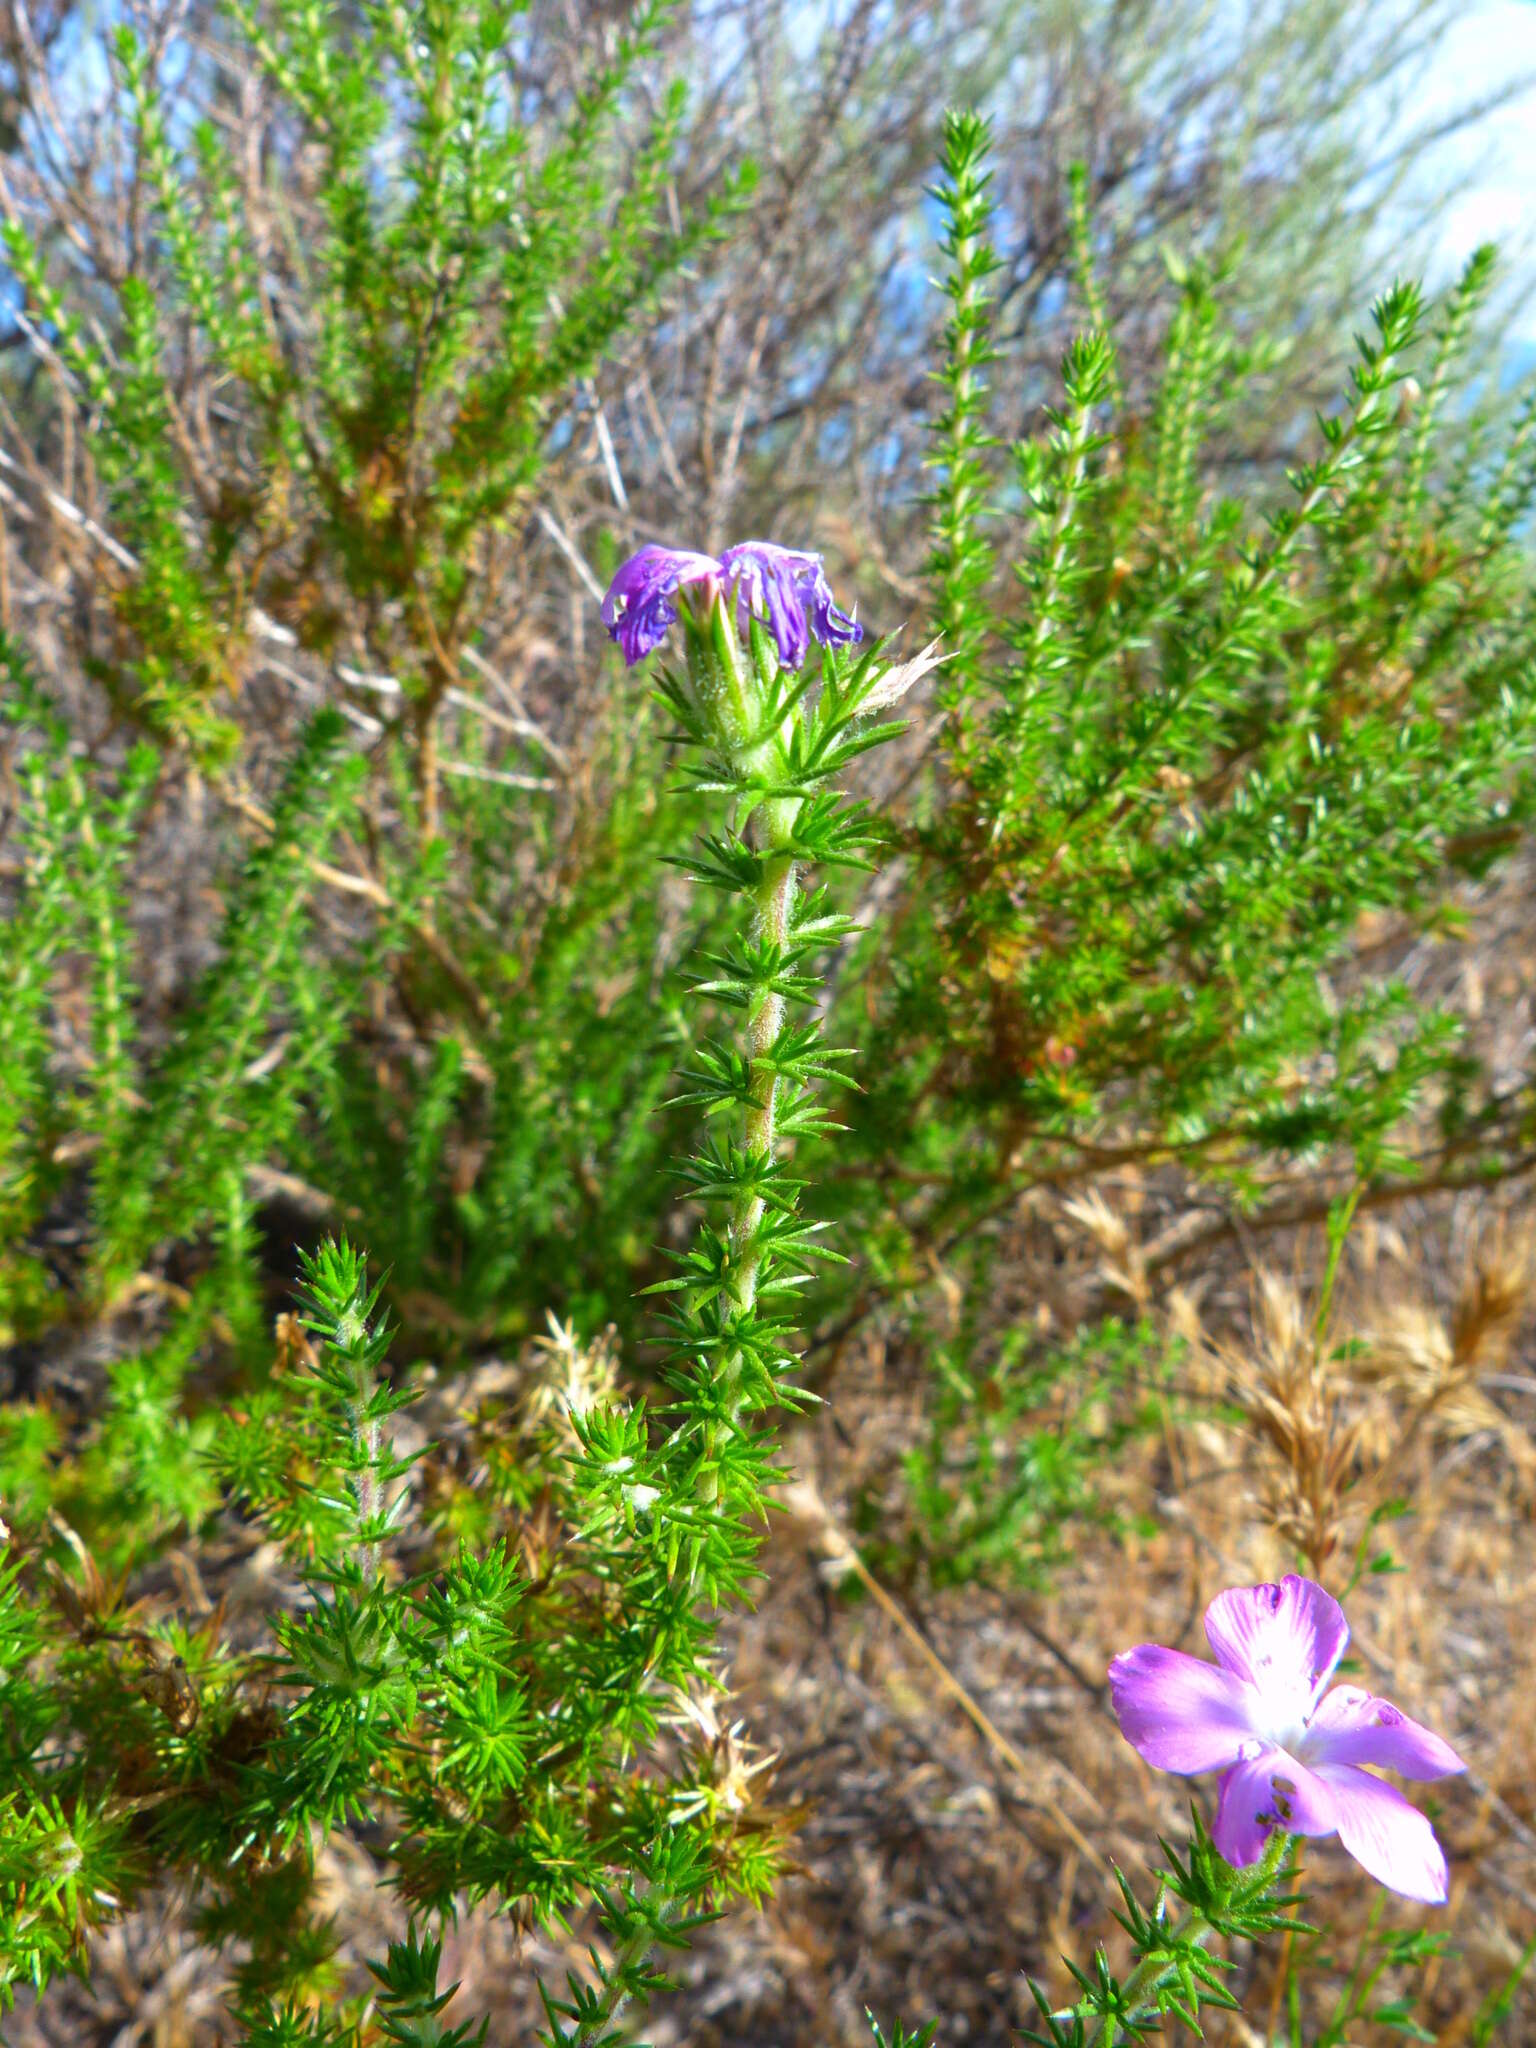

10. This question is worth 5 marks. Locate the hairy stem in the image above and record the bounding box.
[1083,1902,1209,2048]
[701,818,799,1498]
[351,1377,383,1585]
[733,842,796,1308]
[573,1914,650,2048]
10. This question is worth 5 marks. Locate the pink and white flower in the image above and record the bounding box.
[1109,1575,1464,1903]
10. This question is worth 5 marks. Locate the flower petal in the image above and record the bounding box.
[1204,1576,1348,1708]
[719,541,863,667]
[720,541,813,668]
[1212,1746,1339,1866]
[1305,1686,1466,1780]
[601,545,720,666]
[1108,1644,1259,1773]
[1313,1763,1452,1903]
[801,560,863,650]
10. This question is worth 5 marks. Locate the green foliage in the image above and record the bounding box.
[926,108,1002,728]
[92,710,370,1297]
[1021,1824,1306,2046]
[368,1931,488,2048]
[3,0,756,1365]
[0,535,916,2032]
[634,598,915,1594]
[301,712,716,1349]
[1470,1930,1536,2047]
[868,2017,939,2048]
[884,1314,1165,1590]
[0,0,755,1526]
[4,0,748,766]
[826,119,1536,1494]
[1305,1908,1451,2048]
[0,648,363,1359]
[0,1221,761,2018]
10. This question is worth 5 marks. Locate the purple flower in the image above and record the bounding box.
[718,541,863,669]
[600,544,722,668]
[601,539,862,670]
[1109,1576,1465,1903]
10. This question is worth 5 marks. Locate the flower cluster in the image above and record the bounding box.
[1110,1575,1464,1902]
[602,540,862,669]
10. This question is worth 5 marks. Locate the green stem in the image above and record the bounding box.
[572,1911,654,2048]
[700,819,799,1503]
[351,1376,383,1584]
[732,842,796,1310]
[1085,1902,1210,2048]
[1313,1181,1362,1348]
[1082,1832,1292,2047]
